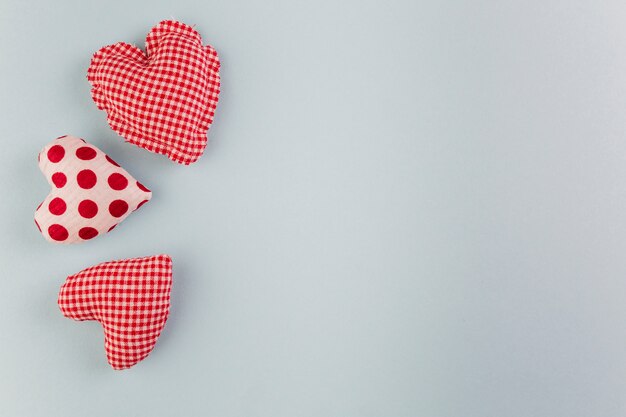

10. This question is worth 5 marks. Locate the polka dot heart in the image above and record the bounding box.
[35,135,152,244]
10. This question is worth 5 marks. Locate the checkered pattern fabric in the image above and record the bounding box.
[58,255,173,370]
[88,20,220,165]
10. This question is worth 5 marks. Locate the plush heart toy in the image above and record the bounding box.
[58,255,173,370]
[35,135,152,244]
[87,20,221,165]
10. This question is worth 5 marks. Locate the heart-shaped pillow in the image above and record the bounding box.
[35,135,152,244]
[87,20,221,165]
[58,254,173,370]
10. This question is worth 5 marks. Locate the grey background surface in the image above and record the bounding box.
[1,0,625,416]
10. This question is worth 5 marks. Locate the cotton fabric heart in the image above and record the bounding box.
[87,20,221,165]
[35,135,152,244]
[58,255,173,370]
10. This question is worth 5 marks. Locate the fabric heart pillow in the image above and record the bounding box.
[58,255,173,370]
[87,20,221,165]
[35,135,151,244]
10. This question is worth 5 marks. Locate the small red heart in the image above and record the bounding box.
[58,255,173,370]
[35,136,152,244]
[88,20,221,165]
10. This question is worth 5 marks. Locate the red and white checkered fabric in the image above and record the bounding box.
[58,255,173,370]
[88,20,220,165]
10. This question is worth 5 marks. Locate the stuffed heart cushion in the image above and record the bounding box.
[58,255,173,370]
[87,20,221,165]
[35,135,152,244]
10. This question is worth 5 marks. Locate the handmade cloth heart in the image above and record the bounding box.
[35,135,152,244]
[58,255,173,370]
[87,20,221,165]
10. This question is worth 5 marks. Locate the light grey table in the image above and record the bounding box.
[1,1,625,416]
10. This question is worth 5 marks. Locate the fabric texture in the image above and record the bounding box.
[87,20,221,165]
[58,255,173,370]
[35,135,152,244]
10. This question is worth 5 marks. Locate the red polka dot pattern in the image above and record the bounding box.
[35,136,152,244]
[78,200,98,219]
[47,145,65,163]
[48,197,67,216]
[106,155,120,167]
[48,224,69,241]
[136,200,149,210]
[109,200,129,218]
[51,172,67,188]
[77,169,97,189]
[76,146,97,160]
[78,227,99,240]
[108,173,128,190]
[137,181,150,192]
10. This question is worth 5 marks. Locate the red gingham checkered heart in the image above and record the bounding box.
[88,20,221,165]
[58,255,173,370]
